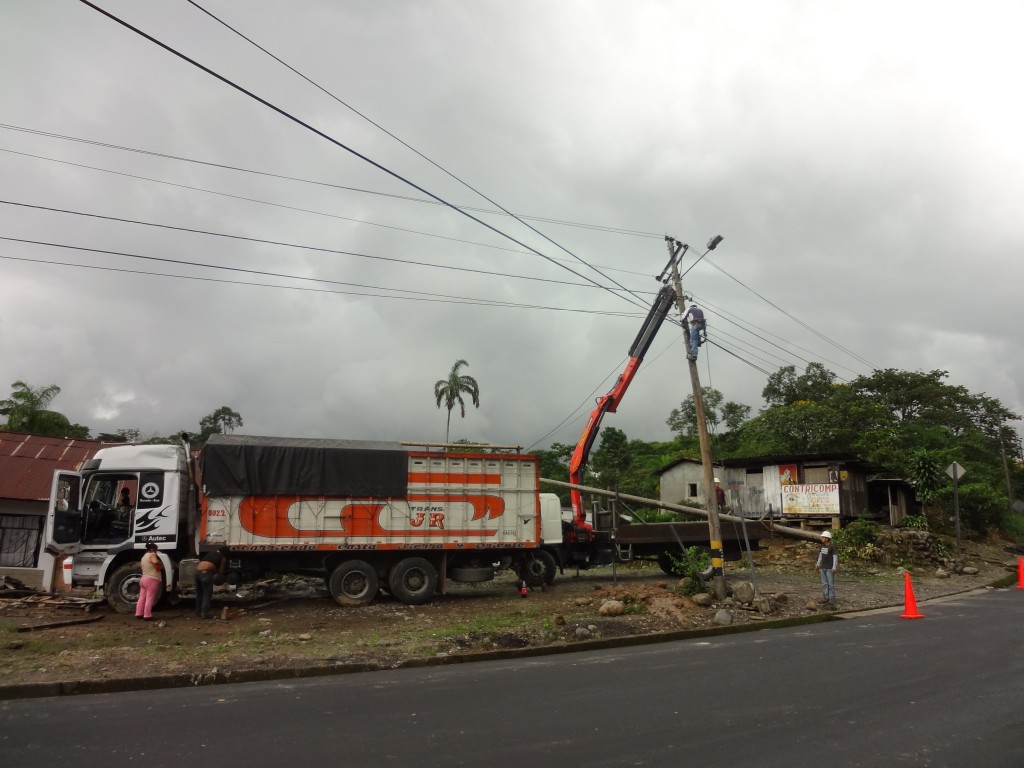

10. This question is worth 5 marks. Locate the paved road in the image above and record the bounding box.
[2,589,1022,767]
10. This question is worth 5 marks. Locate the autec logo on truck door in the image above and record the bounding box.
[133,472,173,540]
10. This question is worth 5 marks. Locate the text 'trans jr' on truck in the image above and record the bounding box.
[40,434,563,612]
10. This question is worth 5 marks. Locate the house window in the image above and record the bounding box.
[0,514,43,568]
[688,483,698,498]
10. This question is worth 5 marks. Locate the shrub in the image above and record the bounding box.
[1000,512,1024,545]
[665,546,712,595]
[898,514,929,531]
[833,519,879,561]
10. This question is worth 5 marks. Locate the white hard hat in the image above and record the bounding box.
[820,530,832,539]
[714,477,720,483]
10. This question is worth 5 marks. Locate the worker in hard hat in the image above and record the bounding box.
[815,530,838,609]
[714,477,726,512]
[682,304,705,360]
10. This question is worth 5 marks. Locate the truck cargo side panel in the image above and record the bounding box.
[201,451,541,552]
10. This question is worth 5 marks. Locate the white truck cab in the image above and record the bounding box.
[39,444,189,606]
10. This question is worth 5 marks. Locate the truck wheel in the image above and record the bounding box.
[328,560,379,606]
[657,551,678,576]
[388,557,438,605]
[658,550,713,579]
[536,549,557,585]
[519,550,555,587]
[106,562,163,614]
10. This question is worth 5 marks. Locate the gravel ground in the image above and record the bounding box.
[0,535,1017,694]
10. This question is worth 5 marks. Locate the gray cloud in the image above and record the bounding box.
[2,1,1022,451]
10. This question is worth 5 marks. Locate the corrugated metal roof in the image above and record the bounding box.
[0,432,107,502]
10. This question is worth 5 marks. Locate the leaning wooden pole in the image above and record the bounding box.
[539,477,823,543]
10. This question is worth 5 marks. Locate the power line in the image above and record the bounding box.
[701,256,876,370]
[0,122,660,239]
[2,149,866,376]
[525,359,629,452]
[0,199,654,294]
[708,327,802,371]
[0,250,648,318]
[2,132,874,375]
[0,145,659,283]
[76,1,653,315]
[692,292,862,377]
[705,340,774,377]
[0,147,533,259]
[182,0,654,301]
[2,149,856,386]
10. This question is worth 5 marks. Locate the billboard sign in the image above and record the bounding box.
[782,483,840,516]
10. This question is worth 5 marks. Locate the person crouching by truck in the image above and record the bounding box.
[195,547,229,619]
[136,542,162,621]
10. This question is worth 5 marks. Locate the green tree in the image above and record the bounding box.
[620,438,681,502]
[762,362,837,407]
[433,359,480,443]
[591,427,632,490]
[666,388,750,438]
[535,443,572,505]
[195,406,244,446]
[734,400,848,455]
[743,362,1022,536]
[908,448,944,503]
[0,380,88,437]
[95,428,142,443]
[851,369,960,425]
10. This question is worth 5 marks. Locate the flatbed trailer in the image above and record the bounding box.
[538,478,769,579]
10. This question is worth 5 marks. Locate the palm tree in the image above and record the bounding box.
[0,380,71,435]
[434,360,480,443]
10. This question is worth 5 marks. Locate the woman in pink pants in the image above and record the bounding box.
[136,542,162,620]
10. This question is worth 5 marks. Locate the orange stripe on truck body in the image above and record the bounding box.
[234,494,506,539]
[408,472,503,485]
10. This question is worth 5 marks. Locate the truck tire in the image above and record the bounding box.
[657,551,678,576]
[536,549,557,585]
[328,560,379,606]
[519,550,556,587]
[388,557,438,605]
[106,562,164,614]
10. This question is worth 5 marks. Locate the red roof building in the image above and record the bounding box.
[0,432,106,575]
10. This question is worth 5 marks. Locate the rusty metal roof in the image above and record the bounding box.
[0,432,107,502]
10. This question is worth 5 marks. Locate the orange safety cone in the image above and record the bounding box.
[1017,556,1024,590]
[900,572,924,619]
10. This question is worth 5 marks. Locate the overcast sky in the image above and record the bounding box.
[2,1,1022,452]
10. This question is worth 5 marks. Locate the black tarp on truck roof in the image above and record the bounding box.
[200,434,408,497]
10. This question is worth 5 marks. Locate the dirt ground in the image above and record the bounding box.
[1,535,1018,692]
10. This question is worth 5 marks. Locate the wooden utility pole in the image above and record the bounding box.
[665,235,727,600]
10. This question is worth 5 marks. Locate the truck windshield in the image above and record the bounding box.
[81,475,138,545]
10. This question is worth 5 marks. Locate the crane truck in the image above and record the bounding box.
[532,255,765,583]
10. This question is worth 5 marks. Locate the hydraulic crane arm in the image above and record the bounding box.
[567,283,678,540]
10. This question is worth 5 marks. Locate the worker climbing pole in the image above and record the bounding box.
[662,234,727,599]
[680,302,705,360]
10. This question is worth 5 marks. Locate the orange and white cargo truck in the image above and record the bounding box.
[40,434,562,612]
